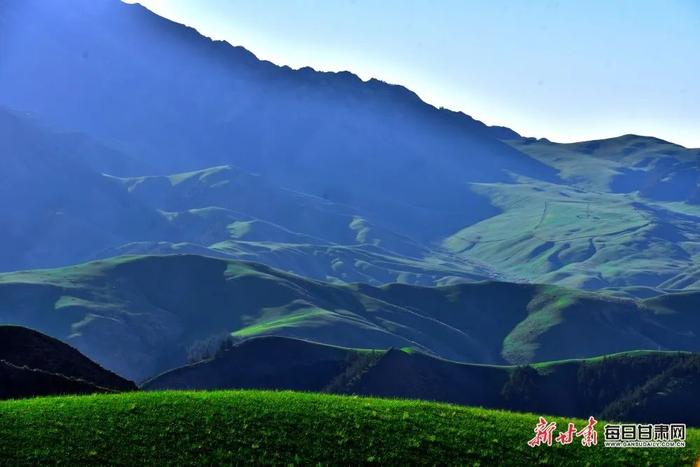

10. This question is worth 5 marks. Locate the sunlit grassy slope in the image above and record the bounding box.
[1,391,698,466]
[465,136,700,293]
[445,178,700,292]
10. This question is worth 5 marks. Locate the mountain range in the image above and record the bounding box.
[144,336,700,425]
[1,0,699,423]
[1,0,699,296]
[3,321,698,425]
[1,254,699,383]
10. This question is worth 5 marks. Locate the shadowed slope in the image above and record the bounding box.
[144,336,700,425]
[0,0,556,244]
[0,325,135,398]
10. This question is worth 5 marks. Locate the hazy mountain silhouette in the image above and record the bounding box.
[0,0,558,243]
[0,0,699,294]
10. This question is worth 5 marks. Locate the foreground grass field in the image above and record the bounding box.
[0,391,698,466]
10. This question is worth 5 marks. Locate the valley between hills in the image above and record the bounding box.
[1,1,700,463]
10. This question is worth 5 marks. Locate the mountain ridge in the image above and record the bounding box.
[1,0,699,296]
[1,254,699,382]
[143,334,700,425]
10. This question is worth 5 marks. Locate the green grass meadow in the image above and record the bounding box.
[1,391,698,466]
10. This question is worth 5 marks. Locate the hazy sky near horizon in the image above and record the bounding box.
[124,0,700,147]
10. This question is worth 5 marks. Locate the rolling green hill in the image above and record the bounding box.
[1,254,699,382]
[1,391,697,466]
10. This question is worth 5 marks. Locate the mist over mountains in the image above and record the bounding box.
[2,0,699,295]
[1,0,700,403]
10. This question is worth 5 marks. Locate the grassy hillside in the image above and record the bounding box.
[1,391,698,466]
[450,136,700,294]
[2,254,700,382]
[107,163,495,287]
[444,175,700,293]
[510,135,700,199]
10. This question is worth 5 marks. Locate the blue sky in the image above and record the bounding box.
[124,0,700,147]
